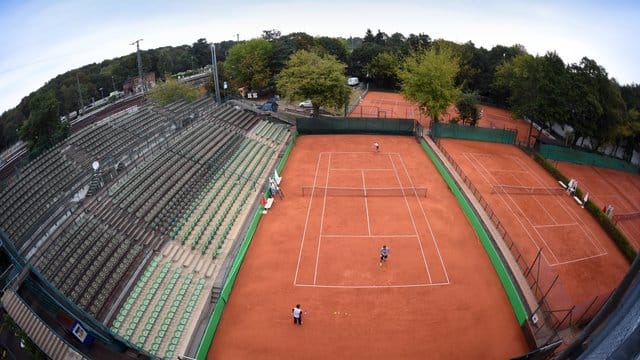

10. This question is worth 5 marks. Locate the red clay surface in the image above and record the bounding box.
[439,139,629,311]
[555,162,640,249]
[352,91,538,145]
[209,135,529,359]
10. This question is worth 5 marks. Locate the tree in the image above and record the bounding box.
[349,42,384,80]
[276,50,351,115]
[315,36,348,64]
[192,38,211,69]
[406,33,432,52]
[146,77,199,106]
[366,52,400,89]
[621,83,640,110]
[398,47,461,122]
[495,52,571,144]
[484,44,527,106]
[224,38,273,91]
[19,89,68,156]
[363,29,375,43]
[262,29,282,42]
[456,92,481,126]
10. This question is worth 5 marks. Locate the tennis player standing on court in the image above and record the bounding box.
[373,142,380,152]
[292,304,303,325]
[379,245,389,267]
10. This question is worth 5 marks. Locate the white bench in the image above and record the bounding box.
[264,198,274,210]
[573,196,583,206]
[558,180,567,189]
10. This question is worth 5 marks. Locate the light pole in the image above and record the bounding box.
[210,43,221,103]
[130,39,145,93]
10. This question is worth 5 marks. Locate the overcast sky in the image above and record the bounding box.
[1,0,639,114]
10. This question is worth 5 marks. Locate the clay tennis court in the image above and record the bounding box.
[555,161,640,249]
[438,139,629,309]
[209,135,528,359]
[352,91,537,145]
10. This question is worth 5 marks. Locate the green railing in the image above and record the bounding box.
[420,138,528,325]
[195,132,297,360]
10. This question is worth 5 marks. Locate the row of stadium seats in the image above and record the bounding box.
[2,94,289,357]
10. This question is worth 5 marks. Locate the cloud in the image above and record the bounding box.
[1,0,639,113]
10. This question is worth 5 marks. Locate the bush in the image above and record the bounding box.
[533,154,637,263]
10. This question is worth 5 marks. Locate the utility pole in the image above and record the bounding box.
[111,75,116,92]
[210,44,221,103]
[130,39,145,93]
[236,34,239,42]
[76,73,84,110]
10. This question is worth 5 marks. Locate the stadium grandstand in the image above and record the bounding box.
[0,96,292,359]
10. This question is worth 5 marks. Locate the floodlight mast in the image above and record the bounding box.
[210,44,221,103]
[130,39,145,93]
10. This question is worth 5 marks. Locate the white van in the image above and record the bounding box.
[347,77,359,86]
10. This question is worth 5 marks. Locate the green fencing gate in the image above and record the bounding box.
[539,144,640,173]
[296,117,415,135]
[430,122,517,144]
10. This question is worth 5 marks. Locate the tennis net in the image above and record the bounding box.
[612,211,640,222]
[491,184,565,196]
[302,186,427,197]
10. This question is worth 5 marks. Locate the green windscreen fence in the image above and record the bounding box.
[430,122,517,144]
[539,144,640,173]
[296,117,415,135]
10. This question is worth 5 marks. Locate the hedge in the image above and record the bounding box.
[533,154,637,263]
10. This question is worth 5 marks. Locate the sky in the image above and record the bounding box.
[1,0,639,114]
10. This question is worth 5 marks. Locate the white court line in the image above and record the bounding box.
[313,154,332,285]
[294,153,324,285]
[330,168,394,171]
[463,152,553,264]
[319,151,400,155]
[533,223,579,229]
[321,234,418,238]
[516,156,608,256]
[463,152,528,172]
[389,154,432,284]
[295,282,450,289]
[554,253,611,265]
[397,154,451,284]
[362,170,371,236]
[469,152,560,264]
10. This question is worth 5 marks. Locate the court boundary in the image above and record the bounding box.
[294,151,450,289]
[463,151,607,266]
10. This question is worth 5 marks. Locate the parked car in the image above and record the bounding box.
[347,77,359,86]
[299,99,313,108]
[259,100,278,112]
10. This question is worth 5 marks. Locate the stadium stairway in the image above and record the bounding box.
[1,290,85,360]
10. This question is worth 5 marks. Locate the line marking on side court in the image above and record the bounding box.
[313,153,332,285]
[465,151,608,265]
[463,152,553,264]
[533,223,579,228]
[517,156,608,256]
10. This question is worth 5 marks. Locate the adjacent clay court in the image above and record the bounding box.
[209,135,529,359]
[352,91,538,145]
[438,139,629,309]
[555,161,640,249]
